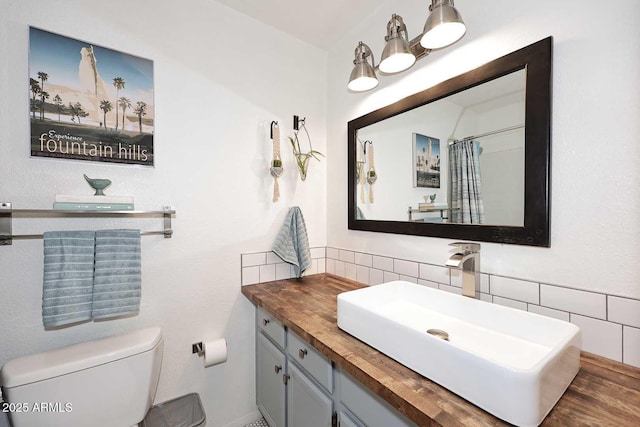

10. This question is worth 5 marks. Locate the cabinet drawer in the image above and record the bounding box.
[288,330,333,393]
[258,306,286,349]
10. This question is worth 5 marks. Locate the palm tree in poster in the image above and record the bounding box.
[100,100,113,129]
[118,97,131,131]
[133,101,147,133]
[40,91,50,120]
[53,94,63,121]
[37,71,48,120]
[112,77,125,130]
[69,102,87,125]
[29,78,41,119]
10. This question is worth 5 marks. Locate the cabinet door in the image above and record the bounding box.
[287,363,333,427]
[257,333,286,427]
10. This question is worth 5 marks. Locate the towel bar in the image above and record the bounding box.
[0,202,175,245]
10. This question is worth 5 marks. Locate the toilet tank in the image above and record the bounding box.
[0,327,163,427]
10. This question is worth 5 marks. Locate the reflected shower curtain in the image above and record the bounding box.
[449,140,485,224]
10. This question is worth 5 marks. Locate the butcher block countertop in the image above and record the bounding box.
[241,274,640,426]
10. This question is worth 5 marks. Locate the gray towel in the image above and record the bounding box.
[273,207,311,278]
[42,230,95,327]
[92,229,141,319]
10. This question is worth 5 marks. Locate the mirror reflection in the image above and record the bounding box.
[356,69,526,226]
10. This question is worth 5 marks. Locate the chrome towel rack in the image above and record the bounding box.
[0,202,175,245]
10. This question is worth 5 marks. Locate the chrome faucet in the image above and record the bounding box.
[445,242,480,298]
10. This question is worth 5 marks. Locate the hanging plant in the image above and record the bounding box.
[288,117,323,181]
[270,122,284,202]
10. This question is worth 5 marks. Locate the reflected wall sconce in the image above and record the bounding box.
[348,0,466,92]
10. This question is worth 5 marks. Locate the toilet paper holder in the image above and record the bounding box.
[192,342,203,354]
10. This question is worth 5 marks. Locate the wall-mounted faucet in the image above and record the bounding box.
[446,242,480,298]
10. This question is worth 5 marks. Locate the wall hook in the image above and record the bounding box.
[270,121,279,139]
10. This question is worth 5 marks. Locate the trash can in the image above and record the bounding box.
[141,393,206,427]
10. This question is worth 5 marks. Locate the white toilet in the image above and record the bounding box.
[0,327,163,427]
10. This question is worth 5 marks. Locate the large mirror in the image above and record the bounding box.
[348,37,551,246]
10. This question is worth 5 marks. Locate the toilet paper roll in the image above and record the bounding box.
[203,338,227,367]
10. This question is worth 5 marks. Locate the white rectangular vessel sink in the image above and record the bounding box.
[337,281,581,426]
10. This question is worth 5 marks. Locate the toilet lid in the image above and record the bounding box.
[0,327,162,388]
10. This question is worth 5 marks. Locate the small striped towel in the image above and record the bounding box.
[92,229,142,319]
[42,230,96,328]
[272,206,311,278]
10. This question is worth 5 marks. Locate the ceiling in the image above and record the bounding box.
[214,0,384,50]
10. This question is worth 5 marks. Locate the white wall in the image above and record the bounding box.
[0,1,327,425]
[327,0,640,299]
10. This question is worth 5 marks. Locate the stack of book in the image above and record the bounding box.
[54,195,135,211]
[418,202,448,212]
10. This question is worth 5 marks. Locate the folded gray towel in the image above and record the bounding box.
[92,229,141,319]
[42,230,95,327]
[272,207,311,278]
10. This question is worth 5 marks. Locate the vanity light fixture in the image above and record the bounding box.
[379,14,415,73]
[348,0,466,92]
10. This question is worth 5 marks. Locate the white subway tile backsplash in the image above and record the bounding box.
[266,251,282,264]
[369,268,384,286]
[345,263,357,281]
[420,263,450,285]
[310,247,326,259]
[259,264,276,282]
[480,274,490,294]
[339,249,355,263]
[541,285,607,320]
[571,314,622,362]
[327,247,340,260]
[275,263,293,280]
[317,258,326,274]
[527,304,570,322]
[356,265,370,285]
[438,284,460,295]
[480,293,493,303]
[623,326,640,368]
[372,255,394,272]
[608,296,640,328]
[354,252,373,267]
[242,252,266,267]
[417,279,439,289]
[394,259,419,278]
[493,296,527,311]
[491,276,539,304]
[242,266,260,286]
[383,271,400,282]
[334,260,346,278]
[326,258,336,275]
[240,247,640,368]
[304,259,318,276]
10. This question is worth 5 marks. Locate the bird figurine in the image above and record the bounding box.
[83,174,112,196]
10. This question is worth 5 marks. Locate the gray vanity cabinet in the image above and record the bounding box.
[257,333,286,427]
[287,363,333,427]
[255,305,416,427]
[256,307,334,427]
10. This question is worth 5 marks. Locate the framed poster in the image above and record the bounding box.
[29,27,154,166]
[412,133,440,188]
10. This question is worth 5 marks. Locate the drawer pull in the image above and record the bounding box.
[262,318,270,326]
[274,365,282,374]
[283,374,290,385]
[298,348,308,359]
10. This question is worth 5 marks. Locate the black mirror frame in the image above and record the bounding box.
[348,37,552,247]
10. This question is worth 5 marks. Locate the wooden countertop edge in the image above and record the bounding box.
[242,274,640,427]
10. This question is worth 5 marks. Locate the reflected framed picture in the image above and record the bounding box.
[412,133,440,188]
[29,27,154,166]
